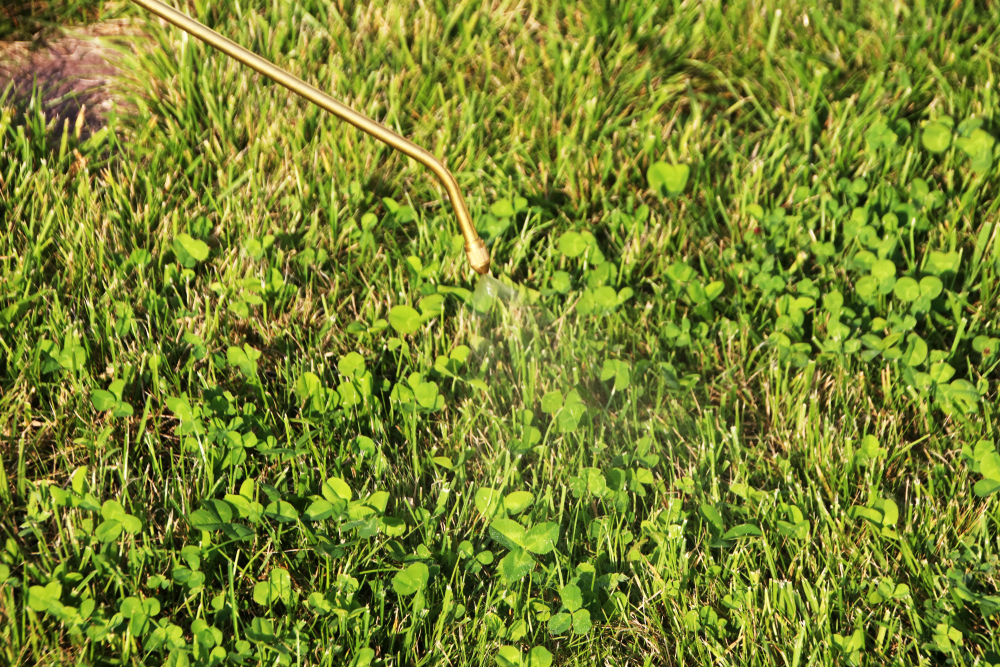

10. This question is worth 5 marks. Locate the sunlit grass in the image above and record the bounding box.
[1,1,999,665]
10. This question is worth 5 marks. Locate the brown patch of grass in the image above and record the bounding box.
[1,20,138,139]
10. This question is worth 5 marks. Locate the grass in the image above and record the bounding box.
[2,0,1000,665]
[1,0,107,40]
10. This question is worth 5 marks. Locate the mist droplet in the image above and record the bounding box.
[473,274,519,313]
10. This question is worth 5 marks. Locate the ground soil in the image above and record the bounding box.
[0,20,138,138]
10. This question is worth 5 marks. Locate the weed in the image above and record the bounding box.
[2,0,1000,666]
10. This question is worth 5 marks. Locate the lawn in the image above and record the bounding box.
[2,0,999,665]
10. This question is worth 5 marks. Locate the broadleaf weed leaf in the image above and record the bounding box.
[389,305,422,335]
[475,487,504,518]
[491,200,516,218]
[571,609,592,634]
[91,385,119,411]
[647,162,690,196]
[503,491,534,515]
[540,391,563,414]
[172,233,210,268]
[495,646,521,667]
[490,518,527,551]
[547,612,572,635]
[521,522,559,554]
[558,232,589,258]
[921,122,952,153]
[527,647,553,667]
[392,563,429,596]
[560,584,582,612]
[321,477,353,503]
[499,548,535,583]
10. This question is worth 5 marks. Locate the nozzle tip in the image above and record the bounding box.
[465,237,491,275]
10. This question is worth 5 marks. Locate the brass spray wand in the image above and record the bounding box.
[130,0,491,275]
